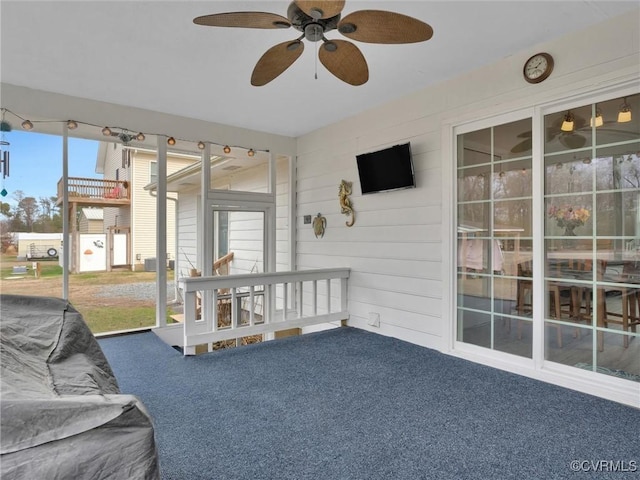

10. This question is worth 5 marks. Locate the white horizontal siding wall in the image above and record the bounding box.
[296,11,640,351]
[131,151,194,269]
[176,193,198,279]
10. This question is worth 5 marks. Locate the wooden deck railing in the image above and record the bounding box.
[156,268,350,355]
[214,251,234,275]
[57,177,130,202]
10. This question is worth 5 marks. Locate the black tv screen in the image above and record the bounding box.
[356,143,415,194]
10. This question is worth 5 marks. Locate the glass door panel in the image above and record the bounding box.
[211,207,265,345]
[543,94,640,382]
[456,117,533,358]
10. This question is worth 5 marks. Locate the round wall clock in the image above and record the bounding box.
[523,52,554,84]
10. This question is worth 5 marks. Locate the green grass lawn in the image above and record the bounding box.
[85,306,179,334]
[1,254,178,334]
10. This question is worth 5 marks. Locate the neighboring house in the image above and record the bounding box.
[96,143,197,271]
[78,208,103,234]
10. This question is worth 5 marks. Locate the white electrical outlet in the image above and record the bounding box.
[368,312,380,327]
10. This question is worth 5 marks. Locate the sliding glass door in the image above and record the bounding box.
[455,92,640,384]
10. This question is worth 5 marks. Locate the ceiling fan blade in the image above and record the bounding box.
[251,40,304,86]
[559,133,587,150]
[338,10,433,44]
[193,12,291,29]
[294,1,345,19]
[319,40,368,86]
[510,139,532,154]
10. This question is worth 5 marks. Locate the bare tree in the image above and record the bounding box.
[13,190,39,231]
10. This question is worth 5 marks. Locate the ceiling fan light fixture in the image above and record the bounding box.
[561,111,575,132]
[21,120,34,130]
[618,98,632,123]
[304,23,324,42]
[590,108,603,128]
[223,145,231,154]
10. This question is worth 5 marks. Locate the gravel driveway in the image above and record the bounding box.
[95,281,177,301]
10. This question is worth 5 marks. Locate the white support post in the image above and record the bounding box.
[156,137,168,327]
[201,144,213,325]
[183,290,197,355]
[62,123,69,300]
[341,277,348,313]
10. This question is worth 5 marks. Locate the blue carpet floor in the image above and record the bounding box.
[99,327,639,480]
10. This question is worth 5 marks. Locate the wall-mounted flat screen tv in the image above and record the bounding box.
[356,142,415,195]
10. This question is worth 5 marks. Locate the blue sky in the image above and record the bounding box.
[1,130,100,207]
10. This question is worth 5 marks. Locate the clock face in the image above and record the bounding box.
[524,53,553,84]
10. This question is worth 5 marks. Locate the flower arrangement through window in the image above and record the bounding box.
[548,205,590,235]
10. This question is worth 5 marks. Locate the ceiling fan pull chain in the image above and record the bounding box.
[315,42,318,79]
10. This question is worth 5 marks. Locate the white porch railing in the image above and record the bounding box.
[156,268,350,355]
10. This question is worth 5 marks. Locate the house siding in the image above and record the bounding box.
[78,217,103,234]
[102,143,129,232]
[176,194,198,279]
[295,12,640,350]
[100,146,195,269]
[131,151,194,269]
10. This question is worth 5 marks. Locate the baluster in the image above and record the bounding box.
[282,282,288,321]
[312,280,317,316]
[231,288,238,330]
[297,281,303,318]
[249,286,255,326]
[326,279,331,313]
[212,289,218,332]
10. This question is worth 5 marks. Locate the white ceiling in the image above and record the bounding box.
[1,1,638,138]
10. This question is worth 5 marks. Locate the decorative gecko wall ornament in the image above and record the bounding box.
[339,180,355,227]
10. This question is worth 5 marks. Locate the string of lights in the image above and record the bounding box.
[0,107,266,157]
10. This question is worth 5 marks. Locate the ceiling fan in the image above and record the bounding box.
[193,1,433,86]
[511,117,590,154]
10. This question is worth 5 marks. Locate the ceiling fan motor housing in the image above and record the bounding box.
[287,2,340,41]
